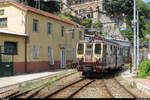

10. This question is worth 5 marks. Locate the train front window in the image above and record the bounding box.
[95,44,101,54]
[86,44,93,55]
[78,43,84,54]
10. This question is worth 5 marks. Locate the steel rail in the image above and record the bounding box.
[67,80,95,98]
[0,69,77,94]
[3,91,20,99]
[4,71,78,99]
[44,78,85,98]
[103,79,115,98]
[113,78,137,98]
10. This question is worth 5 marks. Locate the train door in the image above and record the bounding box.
[115,47,117,68]
[85,43,93,62]
[103,44,107,67]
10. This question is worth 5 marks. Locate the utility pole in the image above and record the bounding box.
[35,0,40,9]
[133,0,137,72]
[137,10,140,68]
[35,0,38,9]
[38,0,40,10]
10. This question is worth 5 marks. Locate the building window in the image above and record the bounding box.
[48,46,54,65]
[47,22,51,34]
[33,19,38,32]
[61,26,64,37]
[0,9,4,15]
[48,46,53,59]
[71,48,75,62]
[33,45,39,59]
[79,31,82,40]
[0,18,7,27]
[4,41,17,55]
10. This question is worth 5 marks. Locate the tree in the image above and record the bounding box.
[15,0,61,13]
[104,0,150,43]
[137,0,150,18]
[103,0,133,18]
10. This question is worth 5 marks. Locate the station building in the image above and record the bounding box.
[0,1,84,74]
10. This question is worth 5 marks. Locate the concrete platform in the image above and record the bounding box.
[0,69,74,89]
[121,69,150,96]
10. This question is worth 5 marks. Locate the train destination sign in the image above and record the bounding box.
[120,28,130,31]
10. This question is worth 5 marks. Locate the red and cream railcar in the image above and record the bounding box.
[76,36,130,76]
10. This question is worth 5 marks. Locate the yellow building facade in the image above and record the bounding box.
[0,1,84,74]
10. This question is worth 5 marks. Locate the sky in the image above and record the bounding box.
[143,0,150,2]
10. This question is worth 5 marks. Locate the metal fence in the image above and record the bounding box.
[0,45,14,76]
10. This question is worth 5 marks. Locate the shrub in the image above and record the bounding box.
[138,60,150,78]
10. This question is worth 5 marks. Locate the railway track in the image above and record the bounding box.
[104,77,137,98]
[102,79,114,98]
[0,71,138,98]
[72,79,115,98]
[1,71,78,99]
[113,78,137,98]
[44,78,95,98]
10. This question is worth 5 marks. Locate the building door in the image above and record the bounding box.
[60,49,66,69]
[0,46,14,77]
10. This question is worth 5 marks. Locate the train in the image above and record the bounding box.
[76,35,131,77]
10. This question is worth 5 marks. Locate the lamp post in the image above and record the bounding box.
[146,35,150,59]
[133,0,137,72]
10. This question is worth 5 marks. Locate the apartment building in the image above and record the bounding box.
[62,0,103,19]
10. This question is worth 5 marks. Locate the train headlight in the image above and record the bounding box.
[78,58,83,63]
[78,58,81,61]
[95,57,99,61]
[95,58,100,64]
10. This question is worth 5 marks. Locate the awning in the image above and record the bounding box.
[0,30,28,37]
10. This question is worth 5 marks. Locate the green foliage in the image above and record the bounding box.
[93,21,103,28]
[137,60,150,78]
[80,19,92,28]
[120,19,133,42]
[57,13,71,20]
[103,0,133,17]
[15,0,61,13]
[68,14,81,25]
[103,0,150,43]
[137,0,150,18]
[57,13,81,25]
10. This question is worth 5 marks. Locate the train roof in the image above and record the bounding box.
[112,40,131,47]
[83,34,131,48]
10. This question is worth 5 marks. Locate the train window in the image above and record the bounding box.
[86,44,93,55]
[95,44,101,54]
[103,44,107,55]
[117,48,120,55]
[78,43,84,54]
[120,48,122,55]
[110,45,113,55]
